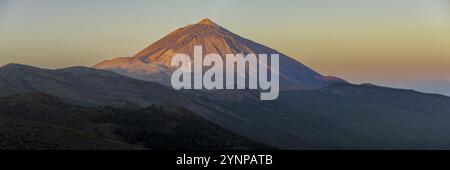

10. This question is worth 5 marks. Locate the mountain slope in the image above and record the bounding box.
[3,63,450,149]
[0,92,273,150]
[0,63,192,107]
[94,18,345,89]
[188,83,450,149]
[4,64,450,149]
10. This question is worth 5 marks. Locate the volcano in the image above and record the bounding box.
[94,18,345,89]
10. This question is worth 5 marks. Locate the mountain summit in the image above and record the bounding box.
[196,18,220,27]
[94,18,345,89]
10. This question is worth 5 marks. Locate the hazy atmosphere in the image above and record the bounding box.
[1,0,449,95]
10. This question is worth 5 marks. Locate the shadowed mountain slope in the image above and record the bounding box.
[186,83,450,149]
[0,63,191,108]
[3,63,450,149]
[0,92,273,150]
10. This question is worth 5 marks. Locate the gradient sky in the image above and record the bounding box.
[1,0,449,95]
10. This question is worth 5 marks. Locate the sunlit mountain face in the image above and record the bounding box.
[94,19,345,89]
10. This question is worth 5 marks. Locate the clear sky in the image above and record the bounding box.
[1,0,449,95]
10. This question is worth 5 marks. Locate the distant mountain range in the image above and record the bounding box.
[2,19,450,149]
[94,19,345,89]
